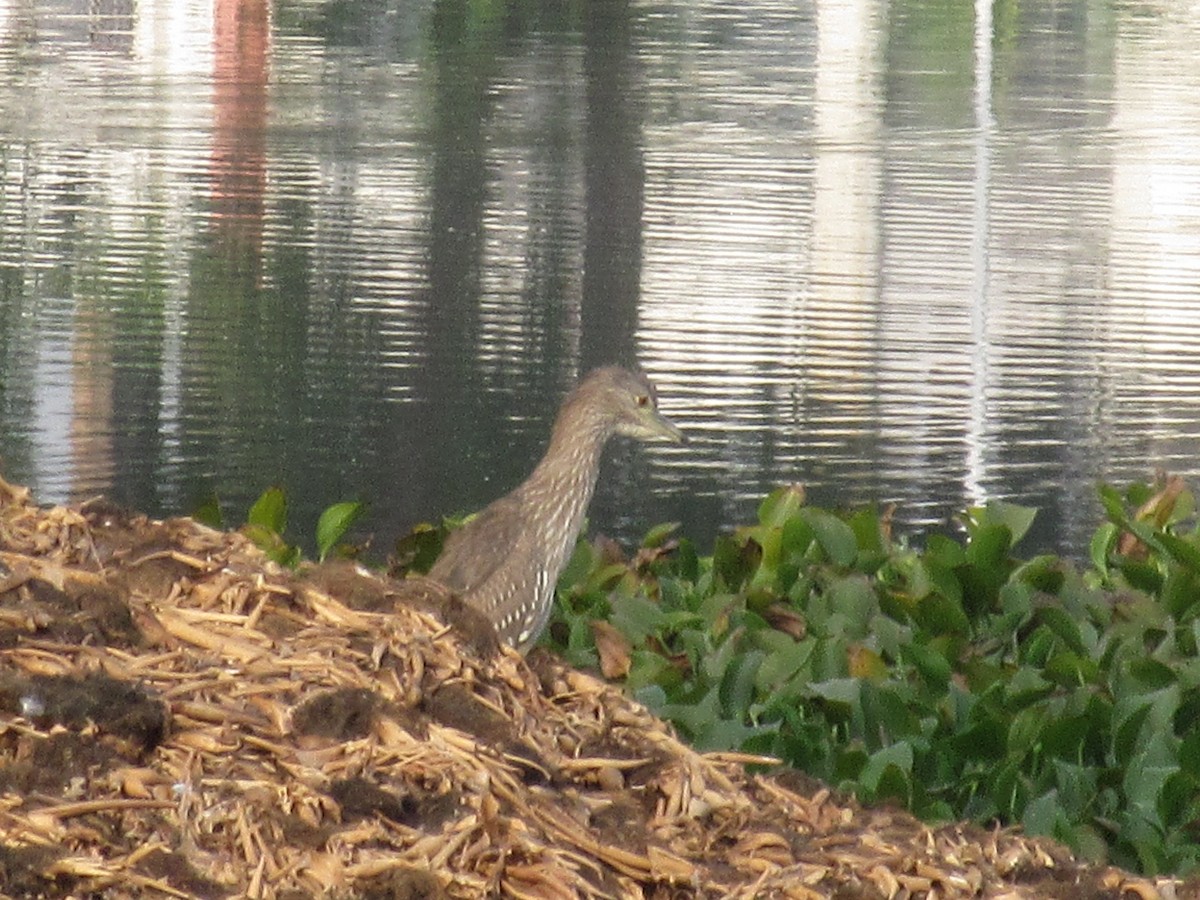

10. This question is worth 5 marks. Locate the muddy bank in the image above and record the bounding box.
[0,477,1176,898]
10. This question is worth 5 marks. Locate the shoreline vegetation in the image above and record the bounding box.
[245,471,1200,878]
[0,472,1192,895]
[538,474,1200,878]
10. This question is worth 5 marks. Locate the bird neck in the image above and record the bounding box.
[520,407,612,554]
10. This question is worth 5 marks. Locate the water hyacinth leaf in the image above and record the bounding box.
[903,641,952,689]
[847,504,890,560]
[1071,824,1111,865]
[915,590,970,636]
[242,521,295,566]
[998,581,1035,620]
[834,746,870,784]
[1035,606,1088,655]
[1152,531,1200,574]
[827,575,877,636]
[558,618,600,670]
[755,640,814,693]
[1117,557,1164,594]
[777,522,815,579]
[556,539,596,588]
[1116,687,1181,762]
[989,758,1029,820]
[806,678,861,714]
[608,592,666,643]
[585,562,629,594]
[192,492,224,529]
[1007,706,1050,758]
[642,521,680,549]
[393,522,443,574]
[847,644,887,680]
[1160,567,1200,619]
[859,741,913,794]
[1174,685,1200,733]
[1011,555,1065,593]
[660,608,705,632]
[965,522,1012,569]
[632,683,667,714]
[748,526,785,593]
[1022,788,1063,837]
[983,500,1038,546]
[753,627,804,656]
[758,484,806,529]
[1090,521,1119,574]
[698,592,741,634]
[673,536,700,581]
[951,717,1006,762]
[885,556,934,609]
[1123,746,1178,820]
[1007,664,1053,701]
[964,496,1041,547]
[1157,770,1199,826]
[248,485,288,534]
[701,717,778,753]
[1180,728,1200,778]
[1039,714,1094,761]
[925,534,967,569]
[713,532,760,590]
[1052,760,1100,818]
[1127,658,1178,691]
[1098,484,1131,527]
[629,648,686,694]
[719,649,765,717]
[1044,651,1098,688]
[868,613,907,661]
[926,559,965,607]
[861,684,924,747]
[1114,704,1153,767]
[799,508,858,567]
[317,501,364,562]
[657,685,721,739]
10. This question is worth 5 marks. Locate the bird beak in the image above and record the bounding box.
[643,408,687,444]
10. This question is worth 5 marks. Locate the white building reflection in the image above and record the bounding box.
[1108,3,1200,477]
[636,0,1200,542]
[2,0,215,505]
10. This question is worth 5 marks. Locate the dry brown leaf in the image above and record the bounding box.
[590,620,632,679]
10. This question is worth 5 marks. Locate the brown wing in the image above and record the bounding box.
[427,493,524,599]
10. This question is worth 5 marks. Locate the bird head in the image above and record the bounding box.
[583,367,686,444]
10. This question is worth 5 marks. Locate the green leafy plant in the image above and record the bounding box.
[546,474,1200,876]
[195,486,365,566]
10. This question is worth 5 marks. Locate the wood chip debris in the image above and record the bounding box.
[0,476,1182,898]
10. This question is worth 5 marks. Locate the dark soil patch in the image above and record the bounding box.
[292,686,384,740]
[330,776,461,832]
[133,847,231,899]
[0,843,73,898]
[0,729,119,795]
[0,672,167,752]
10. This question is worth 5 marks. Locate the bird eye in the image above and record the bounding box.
[635,395,649,408]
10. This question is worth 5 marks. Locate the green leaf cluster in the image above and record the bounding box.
[547,477,1200,876]
[196,486,365,566]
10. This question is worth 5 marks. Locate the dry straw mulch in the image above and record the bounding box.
[0,476,1180,899]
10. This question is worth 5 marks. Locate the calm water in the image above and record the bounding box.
[1,0,1199,559]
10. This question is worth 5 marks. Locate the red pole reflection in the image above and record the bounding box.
[211,0,270,280]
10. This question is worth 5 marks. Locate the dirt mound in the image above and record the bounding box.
[0,477,1174,898]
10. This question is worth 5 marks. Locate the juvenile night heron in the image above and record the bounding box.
[428,366,684,653]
